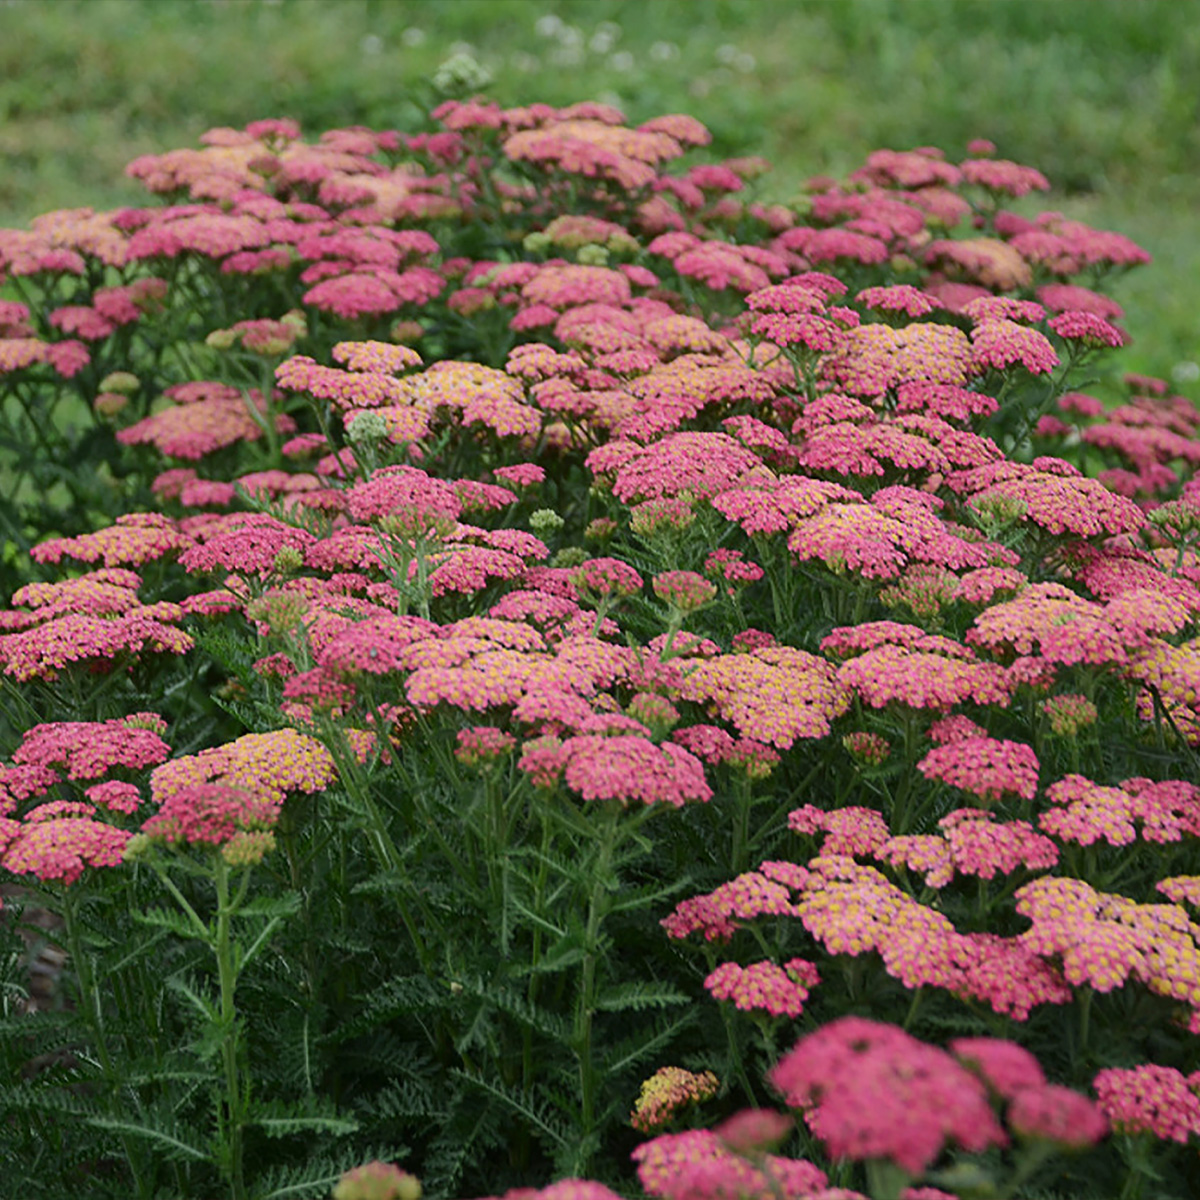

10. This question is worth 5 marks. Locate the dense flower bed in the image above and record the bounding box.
[1,98,1198,1200]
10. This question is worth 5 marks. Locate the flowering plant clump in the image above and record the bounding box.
[1,87,1198,1200]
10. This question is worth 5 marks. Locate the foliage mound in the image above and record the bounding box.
[1,96,1198,1200]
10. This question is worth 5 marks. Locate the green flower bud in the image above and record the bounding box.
[123,833,152,863]
[205,327,238,351]
[575,243,610,266]
[346,412,390,445]
[551,546,587,569]
[522,231,552,254]
[99,370,140,395]
[332,1162,422,1200]
[272,546,305,577]
[529,508,565,535]
[585,517,617,542]
[93,391,129,418]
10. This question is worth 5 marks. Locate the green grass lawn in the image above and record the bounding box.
[2,0,1198,374]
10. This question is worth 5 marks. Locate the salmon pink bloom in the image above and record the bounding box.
[1093,1064,1200,1143]
[768,1016,1007,1174]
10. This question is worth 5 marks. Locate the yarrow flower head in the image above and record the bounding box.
[518,734,711,809]
[331,1161,422,1200]
[1042,693,1099,737]
[653,570,717,613]
[1006,1083,1107,1149]
[138,783,279,849]
[150,729,336,808]
[13,716,171,779]
[704,957,820,1018]
[767,1016,1007,1174]
[842,731,891,766]
[632,1128,828,1200]
[2,810,132,885]
[571,557,644,603]
[917,737,1040,804]
[454,726,516,769]
[1092,1064,1200,1143]
[631,1066,720,1133]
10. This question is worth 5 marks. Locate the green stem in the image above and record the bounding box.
[1077,984,1093,1061]
[731,775,752,877]
[901,985,923,1032]
[328,726,435,972]
[523,808,554,1094]
[573,803,621,1173]
[864,1159,912,1200]
[214,856,249,1200]
[62,889,150,1196]
[995,1139,1057,1199]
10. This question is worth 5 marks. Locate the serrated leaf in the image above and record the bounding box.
[166,974,218,1022]
[132,905,206,941]
[255,1142,408,1200]
[593,981,690,1011]
[320,974,444,1043]
[250,1102,359,1139]
[369,1076,446,1123]
[601,1009,699,1075]
[507,932,586,975]
[449,1069,571,1150]
[454,976,571,1039]
[239,892,302,920]
[607,875,694,915]
[82,1115,209,1161]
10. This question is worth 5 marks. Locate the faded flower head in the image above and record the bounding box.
[631,1066,720,1133]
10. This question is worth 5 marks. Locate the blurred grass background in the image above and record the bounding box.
[1,0,1197,378]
